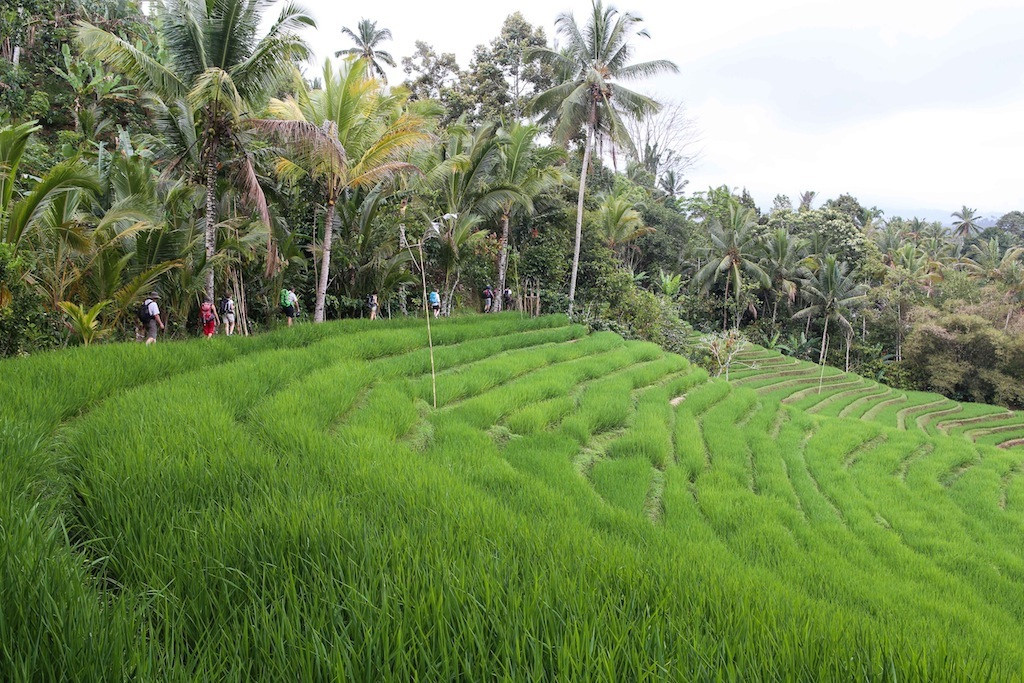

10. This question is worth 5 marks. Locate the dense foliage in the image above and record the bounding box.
[2,0,1023,413]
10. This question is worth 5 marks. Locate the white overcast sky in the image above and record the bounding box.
[288,0,1024,220]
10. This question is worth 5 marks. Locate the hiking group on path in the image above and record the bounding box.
[137,285,516,343]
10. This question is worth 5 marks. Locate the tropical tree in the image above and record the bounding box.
[658,169,686,201]
[594,190,652,265]
[76,0,314,301]
[528,0,677,313]
[966,238,1004,277]
[997,258,1024,330]
[760,228,809,323]
[422,122,517,315]
[0,121,100,250]
[59,299,112,346]
[254,59,430,322]
[951,205,981,242]
[695,201,769,330]
[336,19,397,82]
[794,254,867,366]
[890,243,943,297]
[337,185,416,304]
[492,123,566,310]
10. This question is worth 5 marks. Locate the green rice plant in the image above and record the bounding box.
[4,314,1024,681]
[590,456,654,515]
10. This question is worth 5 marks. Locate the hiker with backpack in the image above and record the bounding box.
[482,285,494,313]
[368,291,379,321]
[280,287,299,326]
[428,289,441,318]
[138,291,165,345]
[503,287,513,311]
[199,298,219,338]
[219,295,236,336]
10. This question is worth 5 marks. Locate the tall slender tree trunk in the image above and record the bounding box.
[845,333,851,372]
[445,274,459,317]
[722,277,730,331]
[496,211,511,312]
[819,318,829,365]
[567,121,595,316]
[896,300,902,362]
[203,150,218,302]
[314,200,336,323]
[398,199,409,315]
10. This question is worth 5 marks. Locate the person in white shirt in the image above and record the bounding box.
[220,295,236,335]
[141,291,165,345]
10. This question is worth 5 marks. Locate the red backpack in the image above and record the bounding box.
[200,302,215,324]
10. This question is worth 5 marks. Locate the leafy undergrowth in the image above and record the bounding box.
[2,314,1023,680]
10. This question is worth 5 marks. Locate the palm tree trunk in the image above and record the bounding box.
[819,317,829,365]
[817,318,830,394]
[896,300,902,362]
[722,277,730,332]
[567,121,595,315]
[398,220,408,315]
[314,200,335,323]
[445,274,459,317]
[203,150,218,302]
[845,333,851,372]
[496,211,511,312]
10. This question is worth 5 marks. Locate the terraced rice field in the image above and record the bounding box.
[729,344,1024,447]
[2,315,1023,680]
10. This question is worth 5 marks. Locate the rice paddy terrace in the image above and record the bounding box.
[2,314,1023,680]
[728,342,1024,450]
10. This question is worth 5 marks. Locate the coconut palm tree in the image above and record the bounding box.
[794,255,867,366]
[951,205,981,242]
[695,200,770,330]
[423,122,519,314]
[889,243,943,297]
[528,0,677,313]
[760,228,810,323]
[253,59,430,322]
[595,191,652,266]
[492,123,566,311]
[966,237,1004,278]
[658,169,686,201]
[335,19,397,82]
[76,0,314,301]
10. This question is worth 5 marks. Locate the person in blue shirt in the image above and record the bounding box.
[428,289,441,318]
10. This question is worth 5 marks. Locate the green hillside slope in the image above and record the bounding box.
[2,315,1023,680]
[728,343,1024,447]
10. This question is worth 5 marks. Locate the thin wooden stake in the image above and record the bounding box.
[416,242,437,409]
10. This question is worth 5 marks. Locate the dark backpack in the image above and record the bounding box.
[138,300,153,324]
[218,297,228,314]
